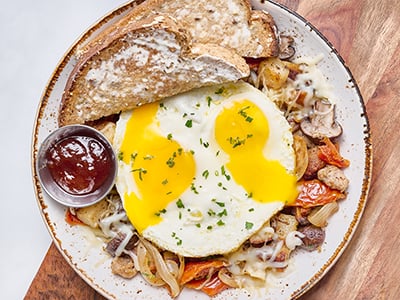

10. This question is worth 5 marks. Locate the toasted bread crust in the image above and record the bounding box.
[78,0,278,59]
[59,15,249,126]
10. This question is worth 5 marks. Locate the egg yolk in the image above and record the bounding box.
[120,103,195,233]
[215,99,298,204]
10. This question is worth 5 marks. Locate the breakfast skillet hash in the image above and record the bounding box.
[66,55,349,297]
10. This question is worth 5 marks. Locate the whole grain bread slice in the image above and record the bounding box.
[59,15,250,126]
[78,0,279,59]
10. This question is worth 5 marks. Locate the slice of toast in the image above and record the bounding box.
[59,15,250,126]
[78,0,279,59]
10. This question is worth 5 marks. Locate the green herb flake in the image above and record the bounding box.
[162,179,168,185]
[195,223,201,228]
[208,209,216,217]
[246,116,254,123]
[212,199,225,207]
[185,119,193,128]
[167,133,173,140]
[215,87,224,95]
[217,220,225,226]
[190,183,199,194]
[131,168,147,181]
[143,154,154,160]
[176,199,185,209]
[206,96,213,107]
[118,151,124,161]
[249,208,255,212]
[245,221,254,230]
[130,152,138,162]
[155,208,167,216]
[217,209,227,217]
[221,166,231,181]
[207,225,213,230]
[202,170,210,179]
[166,156,175,168]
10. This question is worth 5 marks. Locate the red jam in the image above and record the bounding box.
[45,135,113,195]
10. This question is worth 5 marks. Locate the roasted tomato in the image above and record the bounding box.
[318,137,350,168]
[294,179,345,208]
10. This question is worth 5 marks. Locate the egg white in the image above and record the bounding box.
[114,81,295,257]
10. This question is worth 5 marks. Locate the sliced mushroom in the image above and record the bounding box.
[279,35,296,60]
[300,99,342,140]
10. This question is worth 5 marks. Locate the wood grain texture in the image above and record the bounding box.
[25,0,400,299]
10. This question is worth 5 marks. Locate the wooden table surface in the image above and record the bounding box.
[25,0,400,299]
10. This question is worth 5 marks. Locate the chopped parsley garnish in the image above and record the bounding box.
[130,152,138,162]
[195,223,201,228]
[176,199,185,208]
[202,170,210,179]
[245,221,254,230]
[238,106,253,123]
[143,154,154,160]
[191,183,199,194]
[212,199,225,207]
[131,168,147,181]
[167,133,173,140]
[155,208,167,216]
[208,209,216,217]
[221,166,231,181]
[185,119,193,128]
[117,151,124,161]
[207,225,213,230]
[161,179,168,185]
[227,136,246,148]
[166,156,175,168]
[217,209,227,217]
[206,96,212,107]
[249,208,255,212]
[217,220,225,226]
[171,232,182,246]
[215,87,225,95]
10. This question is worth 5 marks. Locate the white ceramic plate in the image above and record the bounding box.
[31,1,372,299]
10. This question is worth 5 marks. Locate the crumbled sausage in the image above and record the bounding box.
[111,255,137,279]
[303,147,326,179]
[317,165,349,192]
[298,225,325,251]
[272,213,298,240]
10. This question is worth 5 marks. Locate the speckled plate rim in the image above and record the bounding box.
[261,1,373,298]
[31,1,373,299]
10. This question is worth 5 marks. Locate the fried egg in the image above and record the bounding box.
[114,81,298,257]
